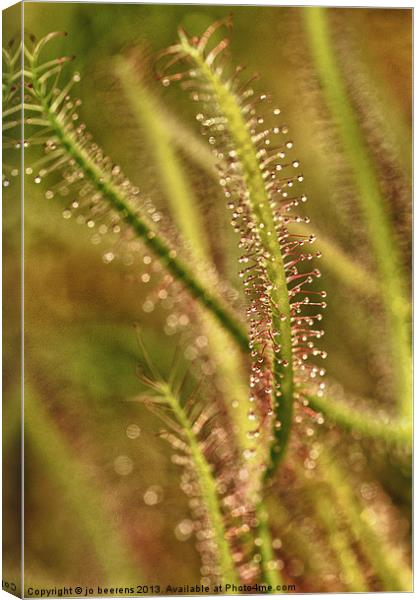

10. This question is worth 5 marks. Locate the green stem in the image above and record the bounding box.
[119,56,284,587]
[141,69,387,305]
[28,41,409,456]
[173,33,296,584]
[28,59,249,354]
[116,57,252,460]
[158,383,239,586]
[179,31,294,478]
[304,8,411,419]
[291,459,368,591]
[305,393,412,446]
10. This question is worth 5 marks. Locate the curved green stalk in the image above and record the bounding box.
[177,30,294,478]
[265,483,367,591]
[117,61,274,580]
[25,38,408,458]
[143,95,385,303]
[318,447,412,591]
[306,393,412,447]
[27,49,248,354]
[153,382,239,586]
[26,43,414,457]
[265,499,324,584]
[172,30,299,587]
[304,8,412,419]
[25,388,141,583]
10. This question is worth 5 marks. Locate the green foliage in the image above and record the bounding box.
[2,6,411,593]
[134,334,239,587]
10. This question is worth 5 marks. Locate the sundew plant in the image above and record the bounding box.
[2,4,412,594]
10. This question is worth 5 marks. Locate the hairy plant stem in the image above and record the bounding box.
[304,8,412,419]
[28,54,249,354]
[157,383,239,586]
[116,57,252,462]
[117,59,285,586]
[265,498,330,585]
[27,65,411,457]
[174,32,299,589]
[178,31,294,478]
[144,95,385,303]
[28,46,407,459]
[307,392,412,446]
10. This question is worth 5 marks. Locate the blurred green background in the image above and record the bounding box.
[3,3,411,593]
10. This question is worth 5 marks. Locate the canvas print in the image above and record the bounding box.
[2,2,412,596]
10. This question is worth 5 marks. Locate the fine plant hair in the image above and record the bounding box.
[115,50,253,464]
[3,16,412,591]
[156,18,328,481]
[303,9,411,422]
[133,335,242,587]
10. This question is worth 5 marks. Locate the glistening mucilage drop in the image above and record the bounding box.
[157,19,326,481]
